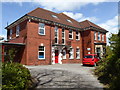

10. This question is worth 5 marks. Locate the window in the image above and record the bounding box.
[76,48,80,59]
[102,34,104,41]
[76,31,80,40]
[69,30,73,39]
[84,55,93,58]
[10,29,12,39]
[69,48,74,59]
[52,15,58,19]
[16,25,20,37]
[38,23,45,35]
[94,31,97,40]
[67,19,72,23]
[98,32,100,41]
[38,46,45,59]
[62,28,65,44]
[55,26,58,44]
[62,50,66,59]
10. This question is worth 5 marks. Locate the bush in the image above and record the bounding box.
[95,33,120,89]
[2,62,31,90]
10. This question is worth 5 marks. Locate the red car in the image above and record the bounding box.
[82,54,100,66]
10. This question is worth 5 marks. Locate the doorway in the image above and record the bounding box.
[55,50,59,63]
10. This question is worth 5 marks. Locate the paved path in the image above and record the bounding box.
[25,64,103,89]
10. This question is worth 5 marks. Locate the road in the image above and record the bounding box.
[25,64,104,89]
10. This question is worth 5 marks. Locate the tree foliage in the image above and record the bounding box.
[2,62,32,90]
[95,31,120,89]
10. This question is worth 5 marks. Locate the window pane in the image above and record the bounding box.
[40,29,44,34]
[69,35,72,38]
[39,52,44,58]
[39,46,44,51]
[62,33,64,37]
[76,36,78,39]
[55,38,57,43]
[62,39,64,44]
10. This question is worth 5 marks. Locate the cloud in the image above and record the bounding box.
[1,0,119,11]
[98,15,118,45]
[63,11,99,23]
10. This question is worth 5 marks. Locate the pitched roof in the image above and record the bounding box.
[27,8,81,29]
[79,20,108,32]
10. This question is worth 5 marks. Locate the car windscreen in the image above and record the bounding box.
[84,55,93,58]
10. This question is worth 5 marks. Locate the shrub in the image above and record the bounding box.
[2,62,31,90]
[95,32,120,89]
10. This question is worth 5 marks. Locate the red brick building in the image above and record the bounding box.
[1,8,108,65]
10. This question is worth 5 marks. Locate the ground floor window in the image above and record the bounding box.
[38,46,45,59]
[69,48,74,59]
[76,48,80,59]
[62,50,66,59]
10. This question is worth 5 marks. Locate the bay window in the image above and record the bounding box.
[76,31,80,40]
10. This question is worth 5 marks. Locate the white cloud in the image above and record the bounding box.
[63,11,98,23]
[1,0,119,11]
[98,15,118,45]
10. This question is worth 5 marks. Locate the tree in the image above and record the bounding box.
[95,31,120,89]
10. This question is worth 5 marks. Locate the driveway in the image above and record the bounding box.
[25,64,103,89]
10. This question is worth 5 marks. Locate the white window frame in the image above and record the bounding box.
[94,31,97,40]
[16,25,20,37]
[98,32,101,41]
[38,23,45,35]
[69,30,73,39]
[10,29,12,39]
[69,48,74,59]
[38,46,45,59]
[54,26,59,44]
[76,31,80,40]
[102,34,104,41]
[62,28,65,44]
[62,50,66,59]
[76,48,80,59]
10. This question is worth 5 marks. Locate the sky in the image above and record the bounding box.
[0,0,119,44]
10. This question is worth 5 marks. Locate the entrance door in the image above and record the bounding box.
[55,50,59,63]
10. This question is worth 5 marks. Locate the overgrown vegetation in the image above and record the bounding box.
[95,31,120,89]
[2,62,32,90]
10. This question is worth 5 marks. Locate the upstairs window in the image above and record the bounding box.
[39,23,45,35]
[76,48,80,59]
[62,28,65,44]
[102,34,104,41]
[10,29,12,39]
[94,31,97,40]
[16,25,20,37]
[69,48,74,59]
[69,30,73,39]
[76,31,80,40]
[55,26,58,44]
[38,46,45,59]
[98,32,100,41]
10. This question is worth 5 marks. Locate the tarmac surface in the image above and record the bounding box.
[25,64,104,89]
